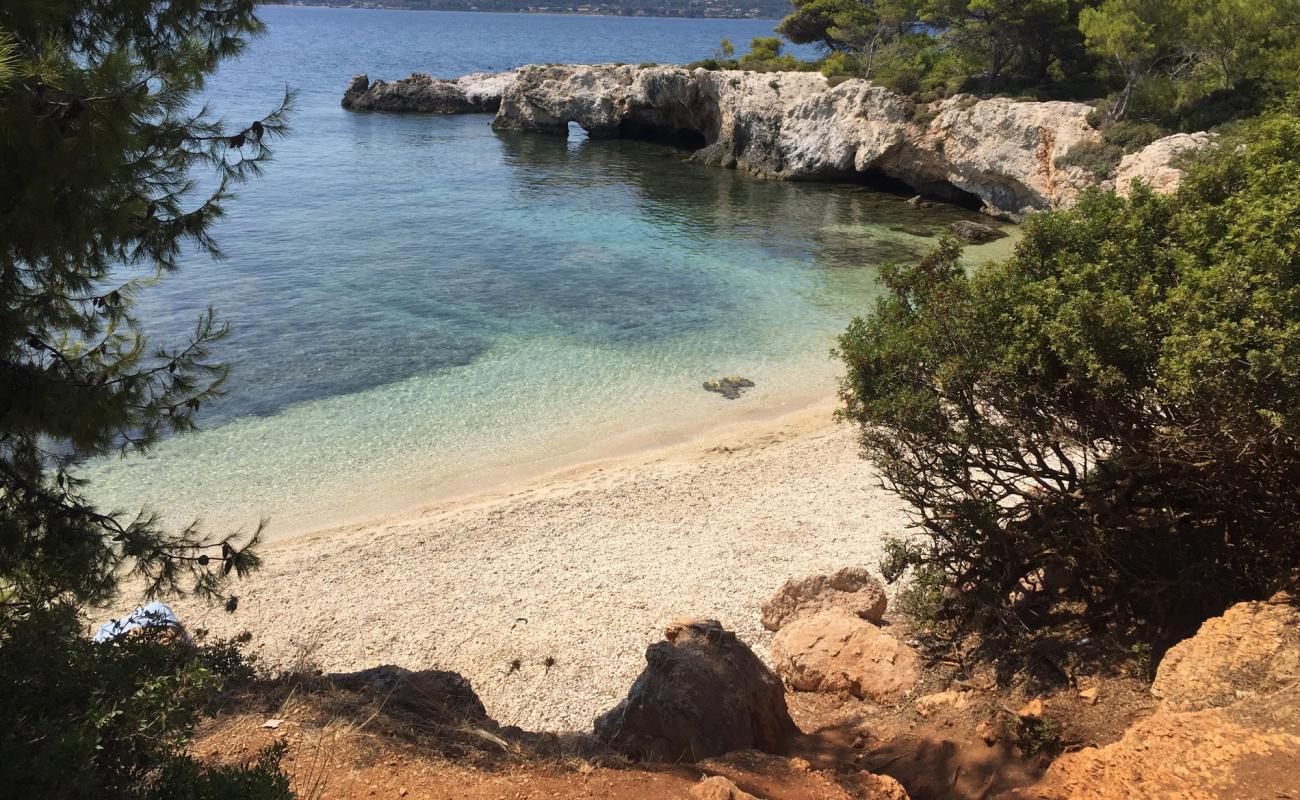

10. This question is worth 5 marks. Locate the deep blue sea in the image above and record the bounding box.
[84,6,1015,536]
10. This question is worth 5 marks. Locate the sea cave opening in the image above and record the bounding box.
[616,118,708,150]
[852,168,985,211]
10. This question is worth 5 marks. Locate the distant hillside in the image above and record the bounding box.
[263,0,793,20]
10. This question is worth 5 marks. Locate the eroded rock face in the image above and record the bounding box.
[491,65,1116,218]
[761,566,888,631]
[594,617,797,762]
[1152,591,1300,712]
[771,608,919,702]
[999,593,1300,800]
[1114,131,1214,196]
[345,64,1210,217]
[342,70,519,113]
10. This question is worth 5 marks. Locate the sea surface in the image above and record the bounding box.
[83,6,1015,537]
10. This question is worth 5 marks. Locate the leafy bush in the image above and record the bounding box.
[1101,120,1167,152]
[838,111,1300,649]
[0,607,291,800]
[1054,139,1125,178]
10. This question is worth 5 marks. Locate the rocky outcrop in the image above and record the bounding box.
[1000,593,1300,800]
[771,608,919,702]
[761,566,888,631]
[342,70,518,113]
[345,64,1210,218]
[594,617,797,762]
[1152,591,1300,712]
[491,65,1110,219]
[1114,131,1214,196]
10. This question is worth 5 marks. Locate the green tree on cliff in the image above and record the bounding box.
[1,0,292,795]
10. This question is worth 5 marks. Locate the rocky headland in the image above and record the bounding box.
[342,64,1211,219]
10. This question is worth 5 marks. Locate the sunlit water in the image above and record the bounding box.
[82,7,1018,538]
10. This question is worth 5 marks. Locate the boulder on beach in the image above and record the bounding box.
[771,608,919,703]
[594,617,797,762]
[761,566,888,631]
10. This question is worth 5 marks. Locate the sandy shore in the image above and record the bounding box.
[160,399,911,731]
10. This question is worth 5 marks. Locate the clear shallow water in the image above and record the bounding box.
[82,7,1016,536]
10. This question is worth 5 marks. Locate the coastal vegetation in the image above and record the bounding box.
[0,0,291,795]
[837,106,1300,654]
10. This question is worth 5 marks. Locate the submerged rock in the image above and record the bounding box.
[342,70,519,113]
[594,617,797,762]
[947,219,1007,243]
[761,565,888,631]
[703,376,755,400]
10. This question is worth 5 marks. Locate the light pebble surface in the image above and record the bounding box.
[156,400,910,731]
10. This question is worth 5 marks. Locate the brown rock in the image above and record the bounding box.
[771,609,919,702]
[998,683,1300,800]
[594,618,797,762]
[700,751,911,800]
[690,776,762,800]
[999,595,1300,800]
[761,566,888,632]
[915,689,971,717]
[1152,591,1300,712]
[1016,698,1044,719]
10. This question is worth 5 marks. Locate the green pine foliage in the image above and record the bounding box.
[836,107,1300,649]
[1,0,293,611]
[1,1,293,796]
[773,0,1300,124]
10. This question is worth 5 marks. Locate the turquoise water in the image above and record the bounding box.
[82,7,1016,537]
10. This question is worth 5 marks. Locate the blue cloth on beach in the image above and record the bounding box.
[94,602,185,643]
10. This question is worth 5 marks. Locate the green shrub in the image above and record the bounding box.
[0,607,291,799]
[837,111,1300,650]
[1054,139,1125,178]
[1102,120,1167,152]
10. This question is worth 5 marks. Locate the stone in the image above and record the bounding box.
[330,664,488,723]
[699,751,912,800]
[594,617,797,762]
[1152,591,1300,712]
[689,776,761,800]
[1016,698,1044,719]
[946,219,1007,243]
[771,608,919,703]
[996,594,1300,800]
[1077,687,1099,705]
[915,689,971,717]
[761,566,888,631]
[342,70,519,113]
[1114,131,1215,197]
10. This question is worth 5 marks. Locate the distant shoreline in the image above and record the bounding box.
[258,2,786,21]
